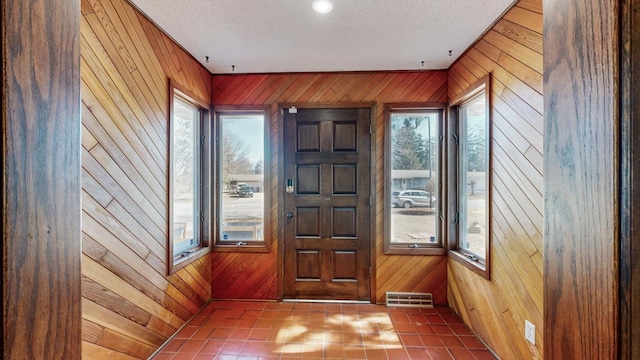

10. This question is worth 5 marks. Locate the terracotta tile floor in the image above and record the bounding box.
[152,301,496,360]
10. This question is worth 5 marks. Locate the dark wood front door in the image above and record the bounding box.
[283,107,371,301]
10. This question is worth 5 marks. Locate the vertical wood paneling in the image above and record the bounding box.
[80,0,212,358]
[3,0,82,358]
[211,71,448,303]
[544,0,618,358]
[447,0,543,359]
[621,0,640,358]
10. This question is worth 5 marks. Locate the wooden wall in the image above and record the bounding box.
[80,0,212,358]
[3,0,82,358]
[544,0,619,358]
[211,72,449,304]
[447,0,544,358]
[621,0,640,358]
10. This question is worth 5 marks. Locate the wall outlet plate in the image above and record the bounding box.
[525,319,535,345]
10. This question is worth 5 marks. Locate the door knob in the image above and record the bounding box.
[286,212,294,218]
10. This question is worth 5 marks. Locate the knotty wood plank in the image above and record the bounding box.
[447,1,544,358]
[113,0,167,99]
[492,109,530,153]
[82,146,166,235]
[81,17,168,140]
[503,6,543,34]
[81,64,167,177]
[517,0,542,13]
[492,223,543,323]
[525,146,543,175]
[106,199,166,255]
[82,206,202,317]
[87,143,166,223]
[82,341,139,360]
[82,168,114,207]
[494,140,543,196]
[183,265,211,298]
[497,51,543,94]
[81,35,167,160]
[492,90,543,148]
[80,1,213,358]
[84,1,136,72]
[82,275,152,327]
[493,176,542,253]
[83,123,100,150]
[83,253,185,331]
[83,192,152,259]
[493,150,543,216]
[176,267,211,301]
[83,319,104,343]
[82,0,95,15]
[98,0,166,107]
[484,30,543,73]
[493,19,543,54]
[146,316,178,338]
[468,47,543,115]
[97,328,156,359]
[82,298,166,347]
[413,72,448,102]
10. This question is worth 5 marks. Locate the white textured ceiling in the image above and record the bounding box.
[128,0,515,74]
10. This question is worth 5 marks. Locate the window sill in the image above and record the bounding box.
[385,245,446,256]
[171,246,211,274]
[213,243,270,253]
[448,250,490,279]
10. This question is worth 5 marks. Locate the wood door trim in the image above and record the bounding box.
[276,103,376,303]
[620,0,640,357]
[280,102,375,110]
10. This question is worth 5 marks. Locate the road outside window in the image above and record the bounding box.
[387,109,443,252]
[217,113,266,246]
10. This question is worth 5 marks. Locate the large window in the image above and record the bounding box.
[214,108,269,251]
[448,76,491,278]
[385,105,445,255]
[169,86,212,273]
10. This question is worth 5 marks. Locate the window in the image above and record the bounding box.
[214,108,270,252]
[385,105,445,255]
[448,75,491,278]
[169,85,212,273]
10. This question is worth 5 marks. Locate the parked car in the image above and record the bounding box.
[237,185,254,198]
[392,190,435,208]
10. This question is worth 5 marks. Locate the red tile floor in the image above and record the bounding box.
[152,301,496,360]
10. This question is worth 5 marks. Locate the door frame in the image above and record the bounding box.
[276,102,377,302]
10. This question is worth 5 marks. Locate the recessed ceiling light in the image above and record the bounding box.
[312,0,333,14]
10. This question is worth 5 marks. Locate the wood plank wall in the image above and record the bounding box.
[3,0,82,358]
[621,0,640,358]
[544,0,619,357]
[447,0,543,358]
[211,72,449,304]
[80,0,212,358]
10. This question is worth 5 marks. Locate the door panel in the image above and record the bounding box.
[283,108,371,301]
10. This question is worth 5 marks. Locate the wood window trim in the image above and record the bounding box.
[168,80,213,275]
[212,105,271,253]
[384,103,447,256]
[447,75,492,279]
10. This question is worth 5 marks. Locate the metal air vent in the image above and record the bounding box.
[385,292,434,309]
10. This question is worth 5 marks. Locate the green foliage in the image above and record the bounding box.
[391,116,437,171]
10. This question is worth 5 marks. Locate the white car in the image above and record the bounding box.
[392,190,435,208]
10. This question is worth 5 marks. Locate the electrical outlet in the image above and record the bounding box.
[524,320,535,345]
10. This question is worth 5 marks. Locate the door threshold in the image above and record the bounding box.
[282,299,371,304]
